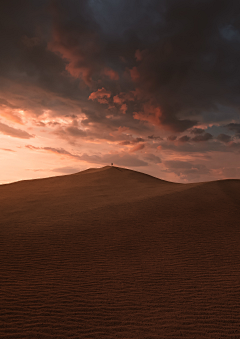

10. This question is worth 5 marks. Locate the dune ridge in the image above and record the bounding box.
[1,166,240,338]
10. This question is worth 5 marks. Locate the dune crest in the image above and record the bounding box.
[0,166,190,220]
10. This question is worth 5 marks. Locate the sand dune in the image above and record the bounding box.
[1,166,240,338]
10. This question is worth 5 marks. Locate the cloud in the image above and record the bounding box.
[143,153,161,164]
[64,126,87,138]
[228,142,240,150]
[0,99,24,124]
[167,135,177,141]
[43,147,76,156]
[159,138,232,154]
[119,103,127,114]
[190,128,205,135]
[191,133,213,142]
[0,122,34,139]
[217,133,232,143]
[0,148,15,152]
[221,167,240,178]
[118,137,145,146]
[178,135,191,143]
[1,0,240,136]
[21,35,40,48]
[79,152,148,167]
[26,144,148,167]
[88,87,111,104]
[130,67,140,82]
[130,143,145,152]
[132,137,145,143]
[47,2,100,85]
[119,140,131,146]
[124,1,240,131]
[226,123,240,136]
[51,166,80,174]
[113,92,135,114]
[133,105,162,126]
[164,160,209,180]
[113,95,124,105]
[103,68,119,80]
[26,145,81,160]
[148,135,162,140]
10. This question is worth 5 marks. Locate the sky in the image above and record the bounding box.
[1,0,240,184]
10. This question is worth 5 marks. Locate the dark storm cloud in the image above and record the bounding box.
[191,133,213,142]
[1,0,240,135]
[178,135,191,143]
[159,139,229,153]
[118,137,145,146]
[0,0,67,89]
[217,133,232,143]
[167,135,177,141]
[226,123,240,132]
[226,123,240,137]
[190,128,205,135]
[148,135,163,140]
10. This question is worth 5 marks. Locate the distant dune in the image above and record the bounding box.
[1,166,240,338]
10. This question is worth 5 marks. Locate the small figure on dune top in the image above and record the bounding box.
[111,163,113,166]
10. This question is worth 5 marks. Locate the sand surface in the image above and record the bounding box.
[0,166,240,338]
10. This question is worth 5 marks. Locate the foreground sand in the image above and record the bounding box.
[0,166,240,338]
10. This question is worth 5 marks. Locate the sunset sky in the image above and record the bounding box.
[1,0,240,184]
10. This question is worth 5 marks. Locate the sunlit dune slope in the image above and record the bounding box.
[1,166,240,338]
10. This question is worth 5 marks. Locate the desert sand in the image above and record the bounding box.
[0,165,240,338]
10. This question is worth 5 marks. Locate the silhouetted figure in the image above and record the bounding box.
[111,163,113,166]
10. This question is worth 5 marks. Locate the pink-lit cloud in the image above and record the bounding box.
[0,105,24,124]
[26,144,148,167]
[133,105,162,126]
[113,92,135,114]
[130,67,140,82]
[88,88,111,104]
[48,15,100,86]
[130,143,145,153]
[0,122,34,139]
[103,68,119,80]
[0,148,16,152]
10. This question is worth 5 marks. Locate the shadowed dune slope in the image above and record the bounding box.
[1,166,240,338]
